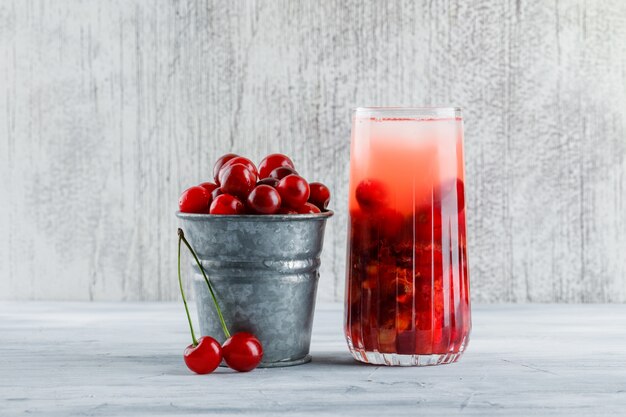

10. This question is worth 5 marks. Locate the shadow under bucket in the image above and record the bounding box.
[176,211,333,367]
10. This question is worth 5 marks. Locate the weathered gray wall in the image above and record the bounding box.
[1,0,625,303]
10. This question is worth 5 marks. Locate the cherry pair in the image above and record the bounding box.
[183,332,263,374]
[177,229,263,374]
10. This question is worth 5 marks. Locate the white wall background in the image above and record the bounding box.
[1,0,625,303]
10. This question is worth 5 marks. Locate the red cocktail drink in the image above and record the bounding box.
[345,107,471,366]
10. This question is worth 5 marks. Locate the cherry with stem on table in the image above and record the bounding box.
[178,229,264,372]
[177,231,222,374]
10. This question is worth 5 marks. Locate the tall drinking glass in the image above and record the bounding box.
[345,107,471,366]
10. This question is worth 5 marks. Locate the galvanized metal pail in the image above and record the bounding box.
[176,211,333,367]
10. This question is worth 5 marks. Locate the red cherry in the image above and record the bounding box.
[276,174,310,208]
[277,207,298,214]
[210,194,244,215]
[257,177,280,188]
[355,179,388,209]
[213,153,239,184]
[220,156,258,179]
[222,332,263,372]
[308,182,331,210]
[456,179,465,211]
[246,185,282,214]
[393,276,413,305]
[414,204,442,242]
[211,187,223,202]
[269,166,298,180]
[296,202,321,214]
[218,164,258,200]
[258,153,295,179]
[199,182,219,193]
[436,178,465,212]
[376,208,404,240]
[179,186,211,213]
[199,182,219,204]
[183,336,223,375]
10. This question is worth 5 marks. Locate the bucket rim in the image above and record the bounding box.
[176,210,334,222]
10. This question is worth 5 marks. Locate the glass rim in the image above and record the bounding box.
[353,106,462,119]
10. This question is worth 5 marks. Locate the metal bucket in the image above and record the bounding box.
[176,211,333,367]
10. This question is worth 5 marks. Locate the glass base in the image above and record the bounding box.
[347,339,464,366]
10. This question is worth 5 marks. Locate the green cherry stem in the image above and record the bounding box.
[178,233,198,346]
[178,228,232,339]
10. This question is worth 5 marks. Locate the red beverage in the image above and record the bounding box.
[345,107,471,366]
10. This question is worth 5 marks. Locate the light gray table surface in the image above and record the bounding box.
[1,302,625,416]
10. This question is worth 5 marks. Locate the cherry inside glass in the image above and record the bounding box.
[344,107,471,366]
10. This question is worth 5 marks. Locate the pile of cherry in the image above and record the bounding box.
[179,153,331,214]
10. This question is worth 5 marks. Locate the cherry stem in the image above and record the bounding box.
[178,228,232,339]
[178,234,198,346]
